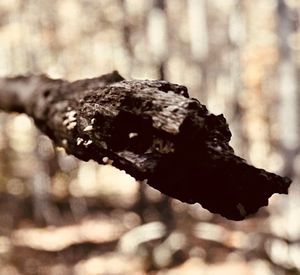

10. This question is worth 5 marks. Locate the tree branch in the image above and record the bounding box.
[0,71,291,220]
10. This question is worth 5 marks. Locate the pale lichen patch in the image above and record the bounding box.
[66,121,77,130]
[102,156,109,163]
[63,110,77,129]
[153,139,175,153]
[129,132,138,139]
[77,137,84,146]
[83,125,93,132]
[83,140,92,147]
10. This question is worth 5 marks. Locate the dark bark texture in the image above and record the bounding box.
[0,71,291,220]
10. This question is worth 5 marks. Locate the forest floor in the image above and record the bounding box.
[0,163,295,275]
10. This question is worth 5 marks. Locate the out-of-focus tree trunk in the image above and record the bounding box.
[187,0,209,102]
[147,0,168,79]
[277,0,298,176]
[32,134,61,225]
[240,0,276,168]
[227,1,246,157]
[276,0,300,242]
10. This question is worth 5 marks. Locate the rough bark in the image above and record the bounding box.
[0,71,291,220]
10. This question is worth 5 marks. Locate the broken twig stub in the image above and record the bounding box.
[0,71,292,220]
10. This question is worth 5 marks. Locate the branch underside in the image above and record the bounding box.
[0,71,292,220]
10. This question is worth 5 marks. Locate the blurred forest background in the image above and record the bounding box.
[0,0,300,274]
